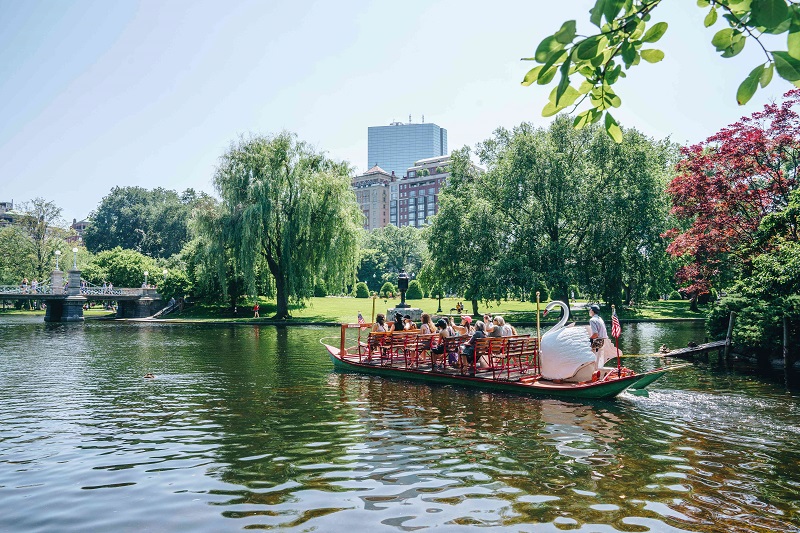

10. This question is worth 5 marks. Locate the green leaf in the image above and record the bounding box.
[760,62,774,87]
[751,0,789,30]
[555,58,572,104]
[641,49,665,63]
[537,65,558,85]
[521,66,543,86]
[603,0,625,22]
[621,41,637,65]
[542,101,561,117]
[573,108,601,129]
[697,0,710,6]
[578,80,595,94]
[590,0,607,27]
[554,20,577,44]
[560,85,581,107]
[737,64,764,105]
[605,112,623,143]
[721,34,746,57]
[712,28,734,50]
[576,35,606,60]
[789,30,800,59]
[704,8,718,27]
[535,36,564,63]
[641,22,668,43]
[773,50,800,81]
[606,63,622,84]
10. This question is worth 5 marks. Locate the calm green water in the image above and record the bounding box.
[1,317,799,532]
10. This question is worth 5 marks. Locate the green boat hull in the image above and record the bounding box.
[324,344,674,400]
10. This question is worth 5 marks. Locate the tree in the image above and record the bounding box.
[15,198,67,282]
[524,1,800,141]
[362,225,427,277]
[207,132,362,319]
[427,147,505,316]
[580,127,678,306]
[85,247,157,288]
[427,117,675,310]
[84,187,205,258]
[664,89,800,309]
[0,226,36,285]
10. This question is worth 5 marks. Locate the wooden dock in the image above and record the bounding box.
[662,340,728,359]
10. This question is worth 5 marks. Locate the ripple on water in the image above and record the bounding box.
[1,321,800,531]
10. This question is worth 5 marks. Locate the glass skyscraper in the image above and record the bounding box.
[367,121,447,177]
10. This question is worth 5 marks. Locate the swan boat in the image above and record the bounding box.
[321,303,688,401]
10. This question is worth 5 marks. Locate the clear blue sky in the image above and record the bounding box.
[0,0,791,223]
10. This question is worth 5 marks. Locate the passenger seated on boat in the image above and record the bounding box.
[460,321,487,374]
[419,313,435,335]
[484,315,504,337]
[403,314,417,331]
[431,318,457,369]
[494,316,516,336]
[371,313,388,333]
[389,312,404,332]
[455,315,473,336]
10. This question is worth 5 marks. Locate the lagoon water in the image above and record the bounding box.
[1,316,799,532]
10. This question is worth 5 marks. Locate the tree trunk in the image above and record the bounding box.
[471,299,479,317]
[274,275,290,319]
[689,291,699,313]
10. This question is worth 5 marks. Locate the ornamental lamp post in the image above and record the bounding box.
[397,271,410,309]
[72,247,78,270]
[55,250,61,271]
[144,270,149,287]
[162,269,168,285]
[436,288,442,314]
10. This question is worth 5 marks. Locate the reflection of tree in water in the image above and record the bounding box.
[137,325,800,531]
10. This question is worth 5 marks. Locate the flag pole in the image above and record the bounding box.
[613,304,621,376]
[536,291,541,345]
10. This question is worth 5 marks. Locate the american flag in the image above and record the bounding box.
[611,309,621,339]
[358,312,365,326]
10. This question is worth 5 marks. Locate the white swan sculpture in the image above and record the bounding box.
[539,300,597,381]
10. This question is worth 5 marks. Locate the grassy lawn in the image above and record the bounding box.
[0,297,708,323]
[171,296,708,324]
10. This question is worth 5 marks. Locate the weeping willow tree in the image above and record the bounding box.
[206,132,363,319]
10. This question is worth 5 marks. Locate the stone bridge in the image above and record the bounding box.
[0,269,164,322]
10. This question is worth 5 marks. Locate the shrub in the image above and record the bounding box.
[406,280,423,299]
[668,290,682,300]
[380,282,396,298]
[355,282,370,298]
[314,280,327,297]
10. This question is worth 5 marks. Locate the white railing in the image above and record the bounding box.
[0,285,52,295]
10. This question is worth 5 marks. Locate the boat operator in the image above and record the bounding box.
[588,304,608,353]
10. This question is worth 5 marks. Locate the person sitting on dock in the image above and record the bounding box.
[403,314,417,331]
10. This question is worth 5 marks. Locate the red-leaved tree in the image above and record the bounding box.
[665,89,800,310]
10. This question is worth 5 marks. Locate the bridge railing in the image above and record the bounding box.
[0,285,53,295]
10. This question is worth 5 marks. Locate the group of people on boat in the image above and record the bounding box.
[370,312,522,374]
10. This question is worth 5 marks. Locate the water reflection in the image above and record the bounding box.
[0,319,798,532]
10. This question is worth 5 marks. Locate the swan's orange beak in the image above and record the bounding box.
[542,310,548,317]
